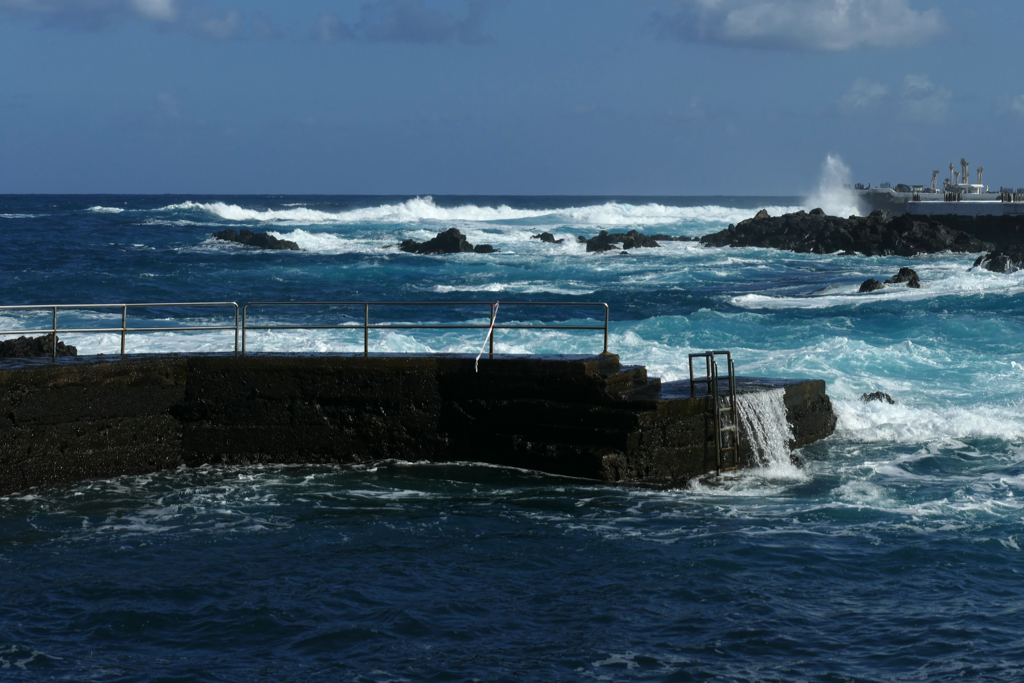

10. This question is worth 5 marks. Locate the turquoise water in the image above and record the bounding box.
[1,195,1022,681]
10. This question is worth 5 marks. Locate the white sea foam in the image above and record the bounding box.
[154,197,801,228]
[87,206,125,214]
[732,260,1024,309]
[431,281,597,296]
[0,214,39,219]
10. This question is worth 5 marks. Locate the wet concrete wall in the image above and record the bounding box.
[0,354,836,495]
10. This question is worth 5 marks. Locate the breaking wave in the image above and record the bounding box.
[144,197,801,228]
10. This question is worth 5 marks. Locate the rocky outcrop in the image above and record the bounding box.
[859,279,885,293]
[859,268,922,293]
[214,229,301,251]
[400,228,497,255]
[701,209,992,257]
[862,391,895,404]
[584,230,661,253]
[885,267,921,288]
[0,333,77,358]
[531,232,564,244]
[970,245,1024,273]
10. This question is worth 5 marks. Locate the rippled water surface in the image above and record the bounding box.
[1,195,1023,681]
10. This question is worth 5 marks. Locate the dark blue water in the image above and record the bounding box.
[1,195,1023,681]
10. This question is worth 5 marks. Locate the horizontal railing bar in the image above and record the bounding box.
[0,327,237,335]
[243,324,607,331]
[0,302,238,311]
[244,301,607,307]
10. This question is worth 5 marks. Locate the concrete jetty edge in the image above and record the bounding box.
[0,353,837,495]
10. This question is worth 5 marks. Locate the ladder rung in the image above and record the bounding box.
[720,426,737,432]
[720,446,737,453]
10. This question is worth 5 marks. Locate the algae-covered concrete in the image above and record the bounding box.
[0,354,836,495]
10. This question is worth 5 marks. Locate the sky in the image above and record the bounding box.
[0,0,1021,195]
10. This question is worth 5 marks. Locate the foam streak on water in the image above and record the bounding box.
[0,193,1022,681]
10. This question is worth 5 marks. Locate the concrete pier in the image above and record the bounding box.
[0,354,836,495]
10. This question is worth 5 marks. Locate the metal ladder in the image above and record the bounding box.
[688,350,739,474]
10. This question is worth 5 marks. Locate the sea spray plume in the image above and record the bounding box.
[806,154,864,217]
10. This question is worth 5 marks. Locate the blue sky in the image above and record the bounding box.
[0,1,1020,195]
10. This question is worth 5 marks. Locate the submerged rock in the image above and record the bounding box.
[0,333,77,358]
[861,391,895,405]
[701,210,992,257]
[400,228,498,255]
[971,245,1024,273]
[214,229,300,251]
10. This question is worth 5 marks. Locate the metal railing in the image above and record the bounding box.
[0,302,240,360]
[0,301,609,359]
[241,301,609,357]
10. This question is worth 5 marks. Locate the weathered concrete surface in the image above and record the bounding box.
[0,354,836,495]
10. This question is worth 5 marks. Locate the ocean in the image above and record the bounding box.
[1,194,1022,681]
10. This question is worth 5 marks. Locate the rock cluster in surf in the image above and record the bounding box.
[701,208,992,257]
[399,228,497,255]
[530,230,693,252]
[214,229,301,251]
[0,333,77,358]
[970,245,1024,273]
[858,267,922,293]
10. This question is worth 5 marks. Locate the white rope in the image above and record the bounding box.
[475,301,499,372]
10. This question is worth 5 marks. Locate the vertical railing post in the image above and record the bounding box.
[51,306,57,361]
[241,304,247,356]
[603,304,609,354]
[364,304,369,358]
[233,304,239,356]
[120,305,127,356]
[488,302,495,359]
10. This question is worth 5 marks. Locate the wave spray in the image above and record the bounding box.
[806,154,864,217]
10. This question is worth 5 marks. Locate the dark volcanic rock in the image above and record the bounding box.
[400,228,498,255]
[586,230,661,253]
[530,232,564,244]
[859,279,885,293]
[214,229,300,251]
[861,391,895,405]
[971,245,1024,273]
[885,267,922,288]
[651,234,694,242]
[701,210,993,257]
[0,333,77,358]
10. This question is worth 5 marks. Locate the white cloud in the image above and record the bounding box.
[655,0,944,52]
[0,0,179,25]
[1010,95,1024,119]
[130,0,176,22]
[839,77,889,110]
[899,73,950,123]
[198,8,239,40]
[315,0,497,45]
